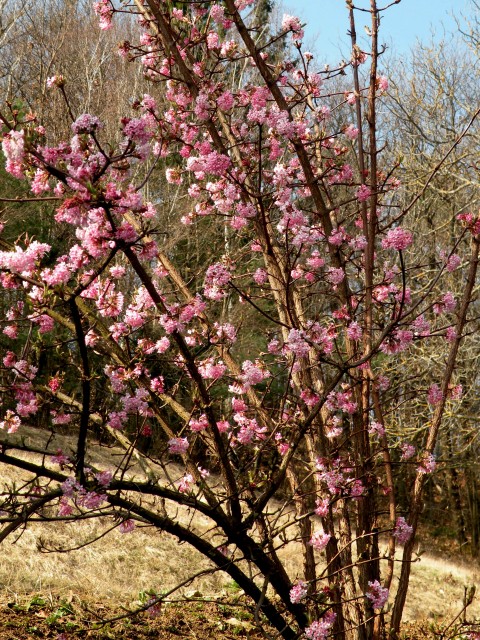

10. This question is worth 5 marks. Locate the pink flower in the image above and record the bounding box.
[346,92,357,105]
[289,580,308,604]
[326,267,345,285]
[368,421,385,437]
[204,262,231,299]
[240,360,270,388]
[72,113,102,134]
[58,497,73,517]
[366,580,389,609]
[282,14,304,41]
[31,169,50,194]
[345,124,359,140]
[3,325,18,339]
[78,491,105,510]
[95,470,112,487]
[210,4,225,24]
[382,227,413,251]
[446,326,457,342]
[165,168,182,184]
[427,383,443,406]
[315,498,330,517]
[50,449,70,470]
[108,411,127,430]
[52,413,73,425]
[119,519,136,533]
[123,118,153,144]
[217,420,230,433]
[309,530,331,551]
[206,31,219,49]
[400,443,415,461]
[30,314,55,333]
[347,321,362,341]
[450,383,462,400]
[46,75,64,88]
[393,516,413,544]
[217,91,234,111]
[190,414,209,432]
[177,473,195,493]
[446,254,462,272]
[253,268,268,285]
[0,410,21,434]
[349,479,365,497]
[198,359,227,380]
[300,389,319,407]
[2,129,25,178]
[286,329,310,358]
[417,452,436,474]
[304,612,336,640]
[93,0,113,29]
[442,291,456,312]
[278,442,290,455]
[380,329,413,355]
[204,151,231,175]
[377,75,389,92]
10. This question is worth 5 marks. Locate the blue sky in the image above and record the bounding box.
[284,0,470,62]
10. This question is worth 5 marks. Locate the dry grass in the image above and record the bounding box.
[0,519,227,604]
[1,425,479,626]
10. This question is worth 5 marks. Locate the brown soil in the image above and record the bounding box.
[2,593,480,640]
[0,594,270,639]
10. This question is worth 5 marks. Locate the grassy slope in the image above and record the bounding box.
[1,425,479,637]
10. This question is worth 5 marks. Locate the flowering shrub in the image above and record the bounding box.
[0,1,478,640]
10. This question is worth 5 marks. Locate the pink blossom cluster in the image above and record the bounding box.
[233,413,267,445]
[0,410,21,434]
[238,359,270,390]
[379,329,413,355]
[190,414,209,432]
[433,291,456,315]
[346,321,362,341]
[95,470,112,487]
[2,129,25,178]
[316,457,364,498]
[457,212,480,236]
[355,184,372,202]
[289,580,308,604]
[286,329,310,358]
[382,227,413,251]
[198,358,227,380]
[123,117,155,145]
[281,14,304,41]
[0,241,50,274]
[93,0,113,30]
[417,452,436,474]
[344,124,359,140]
[72,113,102,134]
[119,519,136,533]
[326,389,357,416]
[393,516,413,544]
[315,498,330,517]
[427,383,443,406]
[50,449,70,469]
[309,530,331,551]
[304,612,336,640]
[168,437,189,455]
[60,476,107,513]
[368,421,385,438]
[366,580,389,609]
[204,262,231,300]
[177,473,195,493]
[400,443,415,461]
